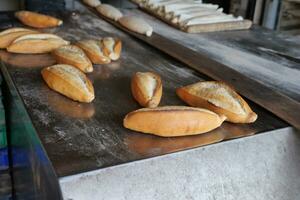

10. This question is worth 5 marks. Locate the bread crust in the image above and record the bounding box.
[176,81,257,123]
[52,45,93,73]
[7,33,69,54]
[0,28,37,48]
[124,106,226,137]
[41,64,95,103]
[15,11,63,28]
[76,40,111,64]
[131,72,162,108]
[102,37,122,61]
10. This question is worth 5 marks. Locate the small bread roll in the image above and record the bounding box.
[96,4,123,21]
[118,16,153,37]
[123,106,226,137]
[176,81,257,123]
[53,45,93,73]
[0,27,38,48]
[83,0,101,7]
[15,11,63,28]
[7,33,69,54]
[76,39,110,64]
[101,37,122,61]
[131,72,162,108]
[41,64,95,103]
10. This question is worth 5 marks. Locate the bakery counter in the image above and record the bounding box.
[0,4,298,200]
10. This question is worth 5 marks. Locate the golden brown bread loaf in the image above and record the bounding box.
[176,81,257,123]
[76,39,110,64]
[131,72,162,108]
[41,64,95,103]
[15,11,63,28]
[102,37,122,61]
[52,45,93,73]
[123,106,226,137]
[7,33,69,54]
[0,28,37,48]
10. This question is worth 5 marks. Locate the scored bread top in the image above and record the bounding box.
[77,39,105,56]
[130,105,220,116]
[12,33,68,44]
[184,81,247,115]
[0,28,35,36]
[136,72,157,99]
[118,16,153,36]
[45,64,91,94]
[102,37,115,53]
[54,45,89,60]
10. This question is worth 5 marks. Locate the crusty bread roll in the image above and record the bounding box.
[0,27,38,48]
[131,72,162,108]
[76,39,110,64]
[123,106,226,137]
[118,16,153,37]
[41,64,95,103]
[7,33,69,54]
[83,0,101,7]
[96,4,123,21]
[176,81,257,123]
[101,37,122,61]
[52,45,93,73]
[15,11,63,28]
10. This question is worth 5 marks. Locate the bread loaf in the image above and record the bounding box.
[7,33,69,54]
[96,4,123,21]
[15,11,63,28]
[123,106,226,137]
[83,0,101,7]
[76,39,110,64]
[0,28,37,48]
[102,37,122,61]
[176,81,257,123]
[41,64,95,103]
[118,16,153,37]
[53,45,93,73]
[131,72,162,108]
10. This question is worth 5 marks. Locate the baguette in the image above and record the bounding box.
[96,4,123,21]
[41,64,95,103]
[76,39,110,64]
[7,33,69,54]
[101,37,122,61]
[0,27,37,48]
[131,72,162,108]
[83,0,101,7]
[15,11,63,28]
[52,45,93,73]
[176,81,257,123]
[118,16,153,37]
[123,106,226,137]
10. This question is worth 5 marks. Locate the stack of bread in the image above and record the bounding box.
[83,0,154,37]
[131,0,251,33]
[124,72,257,137]
[0,10,122,103]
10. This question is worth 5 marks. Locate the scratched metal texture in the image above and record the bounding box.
[0,9,286,177]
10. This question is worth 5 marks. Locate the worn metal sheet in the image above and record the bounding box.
[0,8,287,178]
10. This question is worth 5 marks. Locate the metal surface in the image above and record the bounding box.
[0,8,287,179]
[1,63,63,199]
[85,6,300,129]
[60,127,300,200]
